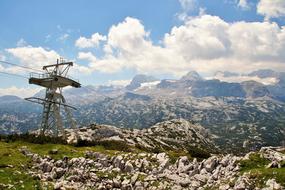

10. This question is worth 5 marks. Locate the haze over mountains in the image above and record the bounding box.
[1,69,285,152]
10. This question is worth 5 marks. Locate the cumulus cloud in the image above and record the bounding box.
[177,0,198,21]
[257,0,285,20]
[75,33,106,48]
[77,17,189,76]
[4,45,92,85]
[210,74,279,85]
[179,0,197,12]
[77,52,96,62]
[164,15,230,60]
[0,86,41,98]
[106,79,131,86]
[6,16,285,79]
[16,38,28,47]
[238,0,250,10]
[106,17,149,53]
[6,46,60,71]
[228,21,285,61]
[75,15,285,77]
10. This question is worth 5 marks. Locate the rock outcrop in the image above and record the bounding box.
[19,146,285,190]
[65,119,216,153]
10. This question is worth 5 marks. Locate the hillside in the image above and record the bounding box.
[77,96,285,153]
[0,139,284,189]
[65,119,216,154]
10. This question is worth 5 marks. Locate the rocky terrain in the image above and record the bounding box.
[0,119,284,189]
[65,119,216,153]
[0,95,41,134]
[17,145,285,190]
[77,95,285,153]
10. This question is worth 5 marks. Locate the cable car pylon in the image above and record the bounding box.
[25,58,81,138]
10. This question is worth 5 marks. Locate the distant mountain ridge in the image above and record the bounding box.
[0,69,285,152]
[0,95,22,103]
[28,69,285,104]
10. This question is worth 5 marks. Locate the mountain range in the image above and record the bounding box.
[1,69,285,152]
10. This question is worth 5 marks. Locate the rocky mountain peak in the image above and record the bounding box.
[126,74,158,91]
[241,80,270,98]
[180,71,203,81]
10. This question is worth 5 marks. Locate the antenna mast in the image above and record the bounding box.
[25,58,81,138]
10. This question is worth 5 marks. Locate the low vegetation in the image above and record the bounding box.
[187,145,211,159]
[0,139,122,189]
[239,153,285,187]
[0,133,284,189]
[239,153,270,172]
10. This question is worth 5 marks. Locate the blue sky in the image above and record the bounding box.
[1,0,285,97]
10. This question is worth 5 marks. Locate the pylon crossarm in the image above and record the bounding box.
[42,62,73,70]
[24,97,77,110]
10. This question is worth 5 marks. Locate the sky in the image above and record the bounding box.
[1,0,285,97]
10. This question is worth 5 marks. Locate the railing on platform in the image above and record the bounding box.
[29,72,79,83]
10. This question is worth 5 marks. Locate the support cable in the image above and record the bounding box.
[0,71,28,79]
[0,60,43,73]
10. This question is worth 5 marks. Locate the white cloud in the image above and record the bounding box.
[5,45,94,77]
[6,16,285,80]
[0,65,4,71]
[177,0,198,21]
[57,33,69,42]
[228,21,285,61]
[0,53,6,61]
[164,15,230,60]
[75,16,285,77]
[77,52,96,62]
[6,46,60,72]
[179,0,197,12]
[16,38,28,47]
[257,0,285,20]
[0,86,41,98]
[210,74,279,85]
[75,33,106,48]
[104,17,151,56]
[72,63,93,75]
[106,79,131,86]
[238,0,250,10]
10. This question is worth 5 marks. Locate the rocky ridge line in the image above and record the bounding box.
[65,119,216,153]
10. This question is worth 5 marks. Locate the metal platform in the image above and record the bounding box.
[29,73,81,88]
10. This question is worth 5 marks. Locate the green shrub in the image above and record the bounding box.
[187,145,211,159]
[239,153,270,172]
[75,139,132,152]
[0,133,66,145]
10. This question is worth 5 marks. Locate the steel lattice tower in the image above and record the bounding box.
[25,58,81,138]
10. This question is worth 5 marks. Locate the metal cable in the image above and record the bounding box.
[0,71,29,79]
[0,60,43,73]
